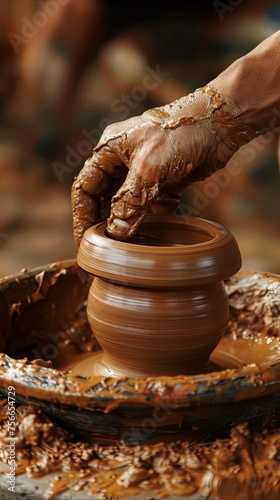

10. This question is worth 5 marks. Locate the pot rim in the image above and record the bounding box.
[77,215,242,286]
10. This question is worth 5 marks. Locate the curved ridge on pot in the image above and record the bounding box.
[77,215,242,287]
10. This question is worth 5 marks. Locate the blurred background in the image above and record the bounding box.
[0,0,279,277]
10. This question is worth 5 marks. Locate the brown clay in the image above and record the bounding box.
[1,400,280,500]
[77,214,241,377]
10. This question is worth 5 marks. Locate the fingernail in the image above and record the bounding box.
[107,218,131,238]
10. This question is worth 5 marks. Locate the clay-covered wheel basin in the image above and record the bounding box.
[0,259,279,444]
[0,260,280,499]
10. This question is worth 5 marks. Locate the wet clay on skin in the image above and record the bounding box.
[71,86,259,245]
[142,85,259,150]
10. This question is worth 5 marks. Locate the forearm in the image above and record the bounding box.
[210,30,280,132]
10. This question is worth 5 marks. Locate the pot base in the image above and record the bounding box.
[65,318,274,377]
[66,351,213,377]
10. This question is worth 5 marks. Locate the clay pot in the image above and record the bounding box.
[77,215,241,377]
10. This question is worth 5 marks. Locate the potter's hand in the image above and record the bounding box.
[72,85,251,245]
[72,30,280,245]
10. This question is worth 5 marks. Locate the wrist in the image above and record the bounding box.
[210,30,280,133]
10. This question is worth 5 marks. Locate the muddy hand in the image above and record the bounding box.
[72,85,256,246]
[71,114,183,246]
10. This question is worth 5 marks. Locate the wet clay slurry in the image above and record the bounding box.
[1,400,280,500]
[77,215,241,377]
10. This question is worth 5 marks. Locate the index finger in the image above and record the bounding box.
[71,143,126,247]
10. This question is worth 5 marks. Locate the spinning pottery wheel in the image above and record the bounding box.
[0,216,279,499]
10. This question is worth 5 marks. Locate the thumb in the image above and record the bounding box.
[107,169,159,239]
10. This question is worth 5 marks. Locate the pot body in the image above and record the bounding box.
[78,215,242,377]
[88,277,229,376]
